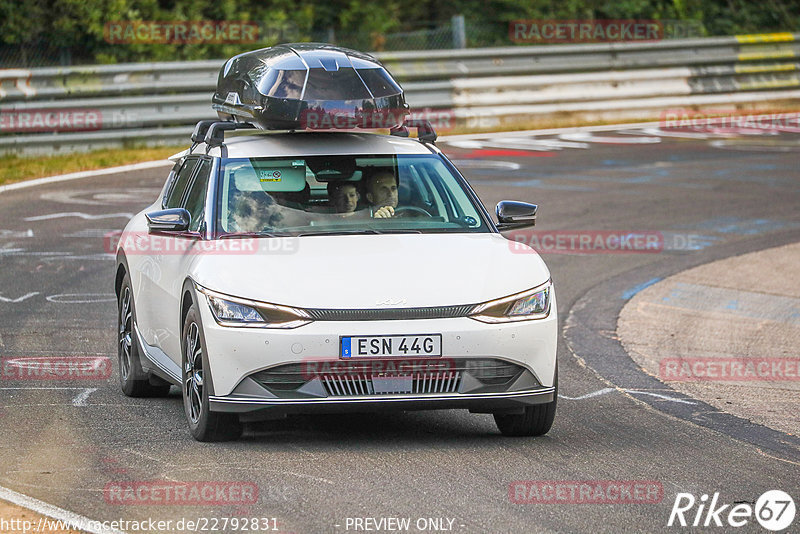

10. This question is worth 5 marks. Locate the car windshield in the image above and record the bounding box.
[216,154,489,236]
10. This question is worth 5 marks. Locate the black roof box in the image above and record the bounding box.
[212,43,409,131]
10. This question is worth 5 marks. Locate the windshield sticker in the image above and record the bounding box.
[259,170,283,182]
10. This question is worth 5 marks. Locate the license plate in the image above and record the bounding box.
[340,334,442,358]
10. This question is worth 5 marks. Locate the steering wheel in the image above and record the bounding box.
[393,206,433,217]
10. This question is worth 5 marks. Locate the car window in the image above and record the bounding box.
[161,161,183,207]
[164,158,198,208]
[184,159,212,232]
[217,154,487,236]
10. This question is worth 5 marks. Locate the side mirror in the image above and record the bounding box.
[146,208,191,233]
[496,201,537,231]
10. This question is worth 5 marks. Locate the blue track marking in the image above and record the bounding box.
[658,282,800,324]
[675,217,800,236]
[621,277,663,300]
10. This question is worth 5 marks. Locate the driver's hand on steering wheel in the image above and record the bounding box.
[373,206,394,218]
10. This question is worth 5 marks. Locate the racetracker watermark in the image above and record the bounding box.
[661,357,800,381]
[104,231,298,256]
[507,230,664,254]
[104,481,258,506]
[299,109,407,130]
[103,20,297,44]
[298,107,497,133]
[301,358,456,380]
[509,480,663,504]
[1,356,111,381]
[510,20,664,43]
[660,110,800,133]
[0,109,101,133]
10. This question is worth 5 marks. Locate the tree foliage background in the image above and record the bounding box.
[0,0,798,66]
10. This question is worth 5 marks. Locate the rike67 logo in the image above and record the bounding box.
[668,490,795,531]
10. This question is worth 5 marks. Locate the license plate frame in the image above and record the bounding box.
[340,334,442,359]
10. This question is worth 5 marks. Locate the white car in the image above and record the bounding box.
[114,123,557,441]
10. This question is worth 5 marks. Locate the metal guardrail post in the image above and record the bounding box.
[452,15,466,49]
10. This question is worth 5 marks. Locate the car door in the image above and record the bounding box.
[149,157,214,364]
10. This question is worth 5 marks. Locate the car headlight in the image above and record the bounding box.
[197,286,311,329]
[469,281,552,323]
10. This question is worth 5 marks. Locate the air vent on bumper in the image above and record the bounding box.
[250,358,529,397]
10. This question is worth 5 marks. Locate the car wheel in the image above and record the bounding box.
[182,304,242,442]
[118,273,171,397]
[494,364,557,437]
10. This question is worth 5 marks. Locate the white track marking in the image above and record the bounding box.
[447,159,521,170]
[623,127,711,139]
[497,138,591,150]
[0,229,34,239]
[24,212,133,221]
[71,388,98,407]
[0,160,171,195]
[446,140,487,149]
[0,484,126,534]
[449,139,557,151]
[446,138,590,151]
[625,389,698,405]
[438,119,667,141]
[559,387,698,404]
[40,189,160,206]
[63,228,120,238]
[709,140,798,152]
[559,387,616,400]
[559,132,661,144]
[0,292,39,303]
[1,387,89,390]
[46,293,116,304]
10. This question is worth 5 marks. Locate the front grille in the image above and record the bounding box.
[321,371,462,396]
[306,305,475,321]
[250,358,527,397]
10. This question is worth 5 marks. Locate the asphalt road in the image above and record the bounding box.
[0,124,798,534]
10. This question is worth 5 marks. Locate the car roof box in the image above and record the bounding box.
[212,43,409,131]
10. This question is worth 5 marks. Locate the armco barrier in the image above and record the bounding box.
[1,33,799,154]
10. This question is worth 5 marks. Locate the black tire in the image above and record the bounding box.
[494,364,557,437]
[182,304,242,442]
[117,273,171,397]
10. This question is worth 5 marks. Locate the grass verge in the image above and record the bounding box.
[0,145,186,187]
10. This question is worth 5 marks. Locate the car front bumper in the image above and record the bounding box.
[209,387,556,416]
[196,289,558,412]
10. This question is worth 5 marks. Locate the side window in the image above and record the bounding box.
[164,159,198,208]
[184,159,212,232]
[161,161,182,207]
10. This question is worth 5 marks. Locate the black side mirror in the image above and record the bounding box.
[146,208,191,233]
[496,201,537,231]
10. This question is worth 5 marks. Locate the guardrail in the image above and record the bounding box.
[1,33,799,154]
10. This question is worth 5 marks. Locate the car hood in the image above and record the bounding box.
[189,233,550,309]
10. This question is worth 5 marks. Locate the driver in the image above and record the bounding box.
[363,170,398,218]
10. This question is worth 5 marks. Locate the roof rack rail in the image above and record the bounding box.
[204,122,256,152]
[188,120,257,154]
[391,119,437,143]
